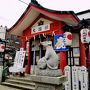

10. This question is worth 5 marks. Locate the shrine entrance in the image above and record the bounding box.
[29,34,54,74]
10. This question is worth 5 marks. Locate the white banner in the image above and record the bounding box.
[64,66,89,90]
[0,26,6,40]
[72,66,79,90]
[64,66,71,90]
[31,24,50,34]
[79,66,88,90]
[9,48,26,73]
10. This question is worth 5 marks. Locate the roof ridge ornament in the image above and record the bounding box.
[31,0,39,5]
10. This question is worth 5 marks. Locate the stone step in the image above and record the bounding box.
[6,76,33,82]
[5,79,35,87]
[2,82,35,90]
[2,75,35,90]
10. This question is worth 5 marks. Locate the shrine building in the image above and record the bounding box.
[9,1,89,74]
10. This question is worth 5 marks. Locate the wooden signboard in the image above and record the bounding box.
[64,66,71,90]
[72,66,79,90]
[79,66,88,90]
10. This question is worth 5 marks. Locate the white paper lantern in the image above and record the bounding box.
[64,32,72,46]
[80,28,90,44]
[0,26,6,40]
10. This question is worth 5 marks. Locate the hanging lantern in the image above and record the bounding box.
[64,32,72,46]
[80,28,90,44]
[0,43,5,52]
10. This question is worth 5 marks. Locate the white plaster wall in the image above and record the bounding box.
[72,33,79,47]
[77,12,90,20]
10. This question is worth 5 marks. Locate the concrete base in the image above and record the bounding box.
[36,68,62,77]
[30,75,67,90]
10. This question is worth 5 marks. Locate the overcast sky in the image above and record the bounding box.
[0,0,90,28]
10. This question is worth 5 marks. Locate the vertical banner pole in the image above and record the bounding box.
[69,47,73,90]
[39,34,41,58]
[33,36,36,74]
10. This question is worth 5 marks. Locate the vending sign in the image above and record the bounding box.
[54,34,68,51]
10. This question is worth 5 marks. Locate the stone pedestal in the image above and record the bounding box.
[31,75,67,90]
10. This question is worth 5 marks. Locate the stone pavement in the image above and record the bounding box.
[0,85,21,90]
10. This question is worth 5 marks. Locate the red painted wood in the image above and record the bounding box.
[88,45,90,66]
[60,52,67,73]
[9,3,79,75]
[22,16,65,73]
[23,14,57,38]
[20,5,78,73]
[9,4,78,34]
[26,42,31,74]
[58,28,67,73]
[79,41,86,66]
[23,20,64,39]
[21,37,26,49]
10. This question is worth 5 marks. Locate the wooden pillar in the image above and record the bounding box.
[26,41,31,74]
[80,41,86,66]
[88,45,90,66]
[39,35,44,58]
[21,37,31,74]
[21,37,26,49]
[60,51,67,73]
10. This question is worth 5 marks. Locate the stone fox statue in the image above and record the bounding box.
[37,41,59,70]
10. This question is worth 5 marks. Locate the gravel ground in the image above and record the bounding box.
[0,85,21,90]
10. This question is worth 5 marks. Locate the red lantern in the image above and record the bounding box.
[0,44,5,52]
[64,32,72,46]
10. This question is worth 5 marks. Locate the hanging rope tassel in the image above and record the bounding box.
[43,33,46,38]
[26,37,28,41]
[52,31,55,36]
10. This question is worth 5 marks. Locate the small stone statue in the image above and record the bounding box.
[36,41,62,77]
